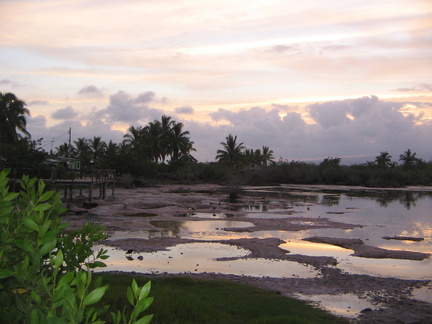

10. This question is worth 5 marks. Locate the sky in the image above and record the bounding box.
[1,0,431,164]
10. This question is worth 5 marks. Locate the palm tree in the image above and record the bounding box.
[375,151,393,168]
[160,115,175,162]
[123,126,144,148]
[54,143,71,157]
[399,149,417,170]
[100,140,118,169]
[89,136,107,166]
[243,148,257,164]
[0,92,30,145]
[216,134,245,167]
[123,125,149,161]
[260,146,274,166]
[145,121,163,163]
[169,122,193,161]
[72,138,91,167]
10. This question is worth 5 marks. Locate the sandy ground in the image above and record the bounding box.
[63,183,432,323]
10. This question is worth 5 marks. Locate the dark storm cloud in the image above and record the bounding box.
[51,106,78,120]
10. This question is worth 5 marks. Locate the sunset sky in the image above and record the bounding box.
[1,0,431,163]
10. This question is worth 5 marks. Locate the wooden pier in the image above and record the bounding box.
[6,168,116,203]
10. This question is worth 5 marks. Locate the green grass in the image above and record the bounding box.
[97,273,346,324]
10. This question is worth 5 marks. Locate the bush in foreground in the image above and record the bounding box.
[0,170,153,323]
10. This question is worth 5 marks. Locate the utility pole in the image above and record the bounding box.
[68,127,71,159]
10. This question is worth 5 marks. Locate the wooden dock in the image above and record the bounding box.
[6,168,116,203]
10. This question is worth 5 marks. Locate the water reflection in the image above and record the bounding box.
[174,212,236,219]
[101,186,432,317]
[96,243,320,278]
[293,293,380,319]
[149,220,254,238]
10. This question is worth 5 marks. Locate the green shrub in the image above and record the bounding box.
[0,170,153,323]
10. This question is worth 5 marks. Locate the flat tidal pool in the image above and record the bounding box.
[95,243,320,278]
[99,186,432,319]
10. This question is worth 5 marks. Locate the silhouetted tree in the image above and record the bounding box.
[216,134,245,167]
[0,92,30,146]
[375,151,393,168]
[399,149,417,170]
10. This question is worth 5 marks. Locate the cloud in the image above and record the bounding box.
[28,100,49,105]
[188,96,432,163]
[25,93,432,164]
[0,79,20,88]
[175,106,194,114]
[51,106,78,120]
[134,91,155,104]
[0,79,13,85]
[97,91,164,124]
[77,85,103,97]
[394,83,432,92]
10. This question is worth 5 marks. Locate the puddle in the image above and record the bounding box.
[280,239,432,280]
[149,220,255,239]
[96,243,320,278]
[174,212,235,219]
[411,283,432,303]
[293,293,380,319]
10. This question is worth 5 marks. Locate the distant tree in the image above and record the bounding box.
[0,92,30,146]
[169,122,195,162]
[216,134,245,167]
[243,148,257,164]
[89,136,107,166]
[145,121,163,163]
[72,137,91,167]
[54,142,71,157]
[100,140,119,169]
[260,146,274,166]
[159,115,175,162]
[375,151,393,168]
[399,149,417,170]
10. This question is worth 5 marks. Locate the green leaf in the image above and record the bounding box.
[0,269,14,279]
[87,261,107,269]
[31,290,42,305]
[39,219,52,237]
[54,250,64,269]
[40,239,56,255]
[34,203,52,212]
[135,314,154,324]
[22,217,40,232]
[132,278,139,297]
[132,296,153,319]
[3,192,19,201]
[15,239,35,253]
[58,271,74,287]
[82,285,108,307]
[38,191,54,202]
[138,281,151,300]
[127,286,134,306]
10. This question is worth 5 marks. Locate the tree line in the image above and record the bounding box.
[1,91,431,186]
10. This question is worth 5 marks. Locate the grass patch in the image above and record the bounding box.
[97,273,346,324]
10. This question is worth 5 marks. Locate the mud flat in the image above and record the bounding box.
[63,184,432,323]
